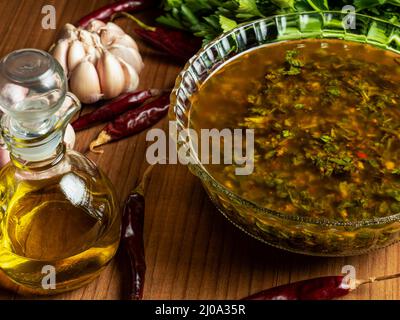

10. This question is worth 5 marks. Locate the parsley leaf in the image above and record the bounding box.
[219,15,238,31]
[158,1,400,43]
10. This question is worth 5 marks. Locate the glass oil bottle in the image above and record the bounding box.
[0,49,121,294]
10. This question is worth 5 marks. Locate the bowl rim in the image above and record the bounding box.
[171,10,400,228]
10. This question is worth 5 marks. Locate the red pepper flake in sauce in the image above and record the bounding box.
[356,151,368,159]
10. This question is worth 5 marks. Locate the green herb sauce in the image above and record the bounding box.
[190,39,400,221]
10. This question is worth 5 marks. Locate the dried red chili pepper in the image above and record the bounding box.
[243,272,400,300]
[133,27,201,62]
[72,89,160,131]
[114,12,201,62]
[90,93,170,152]
[76,0,156,28]
[122,165,154,300]
[243,276,349,300]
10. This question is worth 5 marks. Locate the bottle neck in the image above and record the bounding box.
[1,114,66,170]
[10,141,66,170]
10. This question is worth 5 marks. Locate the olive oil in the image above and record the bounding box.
[0,49,121,294]
[0,152,120,294]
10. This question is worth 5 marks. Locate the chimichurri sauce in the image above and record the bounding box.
[190,39,400,221]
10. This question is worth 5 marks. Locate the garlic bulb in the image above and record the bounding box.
[50,20,143,104]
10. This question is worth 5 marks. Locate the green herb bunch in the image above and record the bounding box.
[157,0,400,43]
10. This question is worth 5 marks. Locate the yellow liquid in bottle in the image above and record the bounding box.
[0,151,121,294]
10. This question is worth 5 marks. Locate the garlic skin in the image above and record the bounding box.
[105,22,126,36]
[59,23,78,41]
[85,45,100,64]
[112,34,138,51]
[50,20,143,104]
[108,45,144,74]
[86,20,106,33]
[100,29,117,47]
[79,30,95,47]
[119,58,139,92]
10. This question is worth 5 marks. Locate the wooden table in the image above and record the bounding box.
[0,0,399,300]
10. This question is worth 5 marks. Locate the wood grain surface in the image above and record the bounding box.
[0,0,399,300]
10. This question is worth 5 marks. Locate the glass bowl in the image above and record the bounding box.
[170,11,400,256]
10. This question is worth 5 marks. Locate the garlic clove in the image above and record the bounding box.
[59,23,78,41]
[105,22,125,36]
[119,58,139,92]
[52,39,70,75]
[97,51,125,99]
[64,23,77,32]
[100,29,118,47]
[84,44,100,64]
[108,45,144,74]
[111,34,138,51]
[90,32,103,48]
[67,40,86,72]
[79,29,95,47]
[86,20,106,33]
[70,59,103,104]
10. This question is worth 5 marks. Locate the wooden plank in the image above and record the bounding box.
[0,0,398,300]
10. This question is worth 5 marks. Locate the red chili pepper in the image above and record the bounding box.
[90,93,170,152]
[243,276,349,300]
[134,27,201,62]
[242,272,400,300]
[76,0,156,28]
[356,151,368,159]
[114,12,201,62]
[72,89,160,131]
[122,165,153,300]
